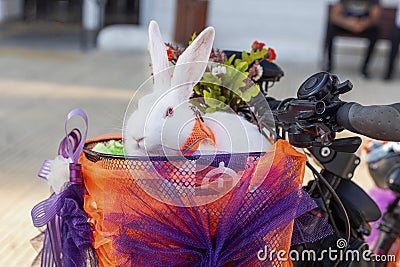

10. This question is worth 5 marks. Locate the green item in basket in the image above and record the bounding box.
[92,140,125,155]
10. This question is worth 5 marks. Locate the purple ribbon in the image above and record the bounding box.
[62,109,88,185]
[31,108,89,267]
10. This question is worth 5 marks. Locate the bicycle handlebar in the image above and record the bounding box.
[271,72,400,145]
[336,102,400,142]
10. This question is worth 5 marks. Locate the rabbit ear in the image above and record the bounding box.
[171,27,215,101]
[148,20,170,91]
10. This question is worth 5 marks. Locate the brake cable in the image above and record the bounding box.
[306,161,351,267]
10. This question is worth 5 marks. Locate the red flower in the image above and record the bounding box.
[167,47,173,61]
[251,40,265,51]
[267,47,276,62]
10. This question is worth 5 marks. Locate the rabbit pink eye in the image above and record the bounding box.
[165,107,174,118]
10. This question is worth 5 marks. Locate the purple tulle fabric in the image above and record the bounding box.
[35,185,98,267]
[99,152,333,266]
[366,186,397,248]
[60,186,98,267]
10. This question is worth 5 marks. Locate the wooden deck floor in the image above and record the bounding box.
[0,47,146,266]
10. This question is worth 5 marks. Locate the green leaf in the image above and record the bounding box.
[203,89,213,98]
[204,97,217,108]
[188,32,197,45]
[248,50,255,63]
[193,85,202,95]
[253,48,268,59]
[234,61,248,72]
[222,66,247,95]
[191,46,265,114]
[206,107,217,113]
[241,51,249,62]
[224,54,236,66]
[202,72,221,84]
[239,49,268,66]
[242,84,261,102]
[218,95,226,102]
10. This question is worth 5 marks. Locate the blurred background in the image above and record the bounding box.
[1,0,400,265]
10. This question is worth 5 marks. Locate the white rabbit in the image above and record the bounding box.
[123,20,271,156]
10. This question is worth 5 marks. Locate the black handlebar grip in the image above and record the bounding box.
[336,102,400,141]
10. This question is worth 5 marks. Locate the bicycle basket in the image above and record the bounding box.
[79,133,331,266]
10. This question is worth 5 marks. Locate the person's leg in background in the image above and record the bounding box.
[384,26,400,80]
[325,24,348,72]
[360,25,379,79]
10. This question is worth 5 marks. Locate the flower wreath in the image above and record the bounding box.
[166,36,278,114]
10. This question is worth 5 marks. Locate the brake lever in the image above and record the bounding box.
[274,100,325,122]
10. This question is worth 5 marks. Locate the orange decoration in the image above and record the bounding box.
[180,116,216,154]
[251,40,266,51]
[81,133,306,266]
[268,47,277,62]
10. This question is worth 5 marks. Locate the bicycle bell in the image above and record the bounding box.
[297,72,353,102]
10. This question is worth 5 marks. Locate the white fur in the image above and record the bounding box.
[123,20,270,156]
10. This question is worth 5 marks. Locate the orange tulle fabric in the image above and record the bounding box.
[81,134,122,267]
[180,115,216,154]
[81,134,306,266]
